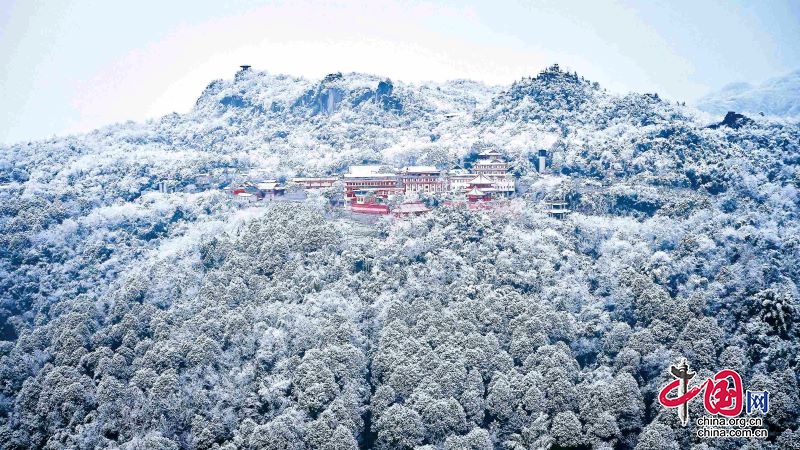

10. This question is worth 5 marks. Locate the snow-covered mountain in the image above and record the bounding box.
[696,69,800,118]
[1,65,799,449]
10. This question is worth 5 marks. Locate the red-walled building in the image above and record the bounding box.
[392,201,431,217]
[343,165,399,201]
[467,175,495,191]
[399,166,447,194]
[350,190,390,215]
[467,187,491,202]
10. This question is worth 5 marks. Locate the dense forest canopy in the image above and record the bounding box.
[0,65,799,449]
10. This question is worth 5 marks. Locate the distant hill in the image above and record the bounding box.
[696,69,800,118]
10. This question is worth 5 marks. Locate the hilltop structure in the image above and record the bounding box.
[343,165,402,201]
[222,150,519,214]
[350,189,391,215]
[468,151,515,196]
[472,150,507,177]
[393,201,431,217]
[399,166,448,195]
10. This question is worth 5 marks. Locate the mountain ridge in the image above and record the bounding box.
[2,64,797,197]
[696,69,800,118]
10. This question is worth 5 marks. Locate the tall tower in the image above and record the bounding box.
[538,149,547,173]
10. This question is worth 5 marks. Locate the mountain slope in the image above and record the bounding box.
[0,65,799,449]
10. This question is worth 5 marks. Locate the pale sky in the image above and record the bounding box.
[1,0,798,144]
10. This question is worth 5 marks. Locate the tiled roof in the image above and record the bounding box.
[469,175,494,185]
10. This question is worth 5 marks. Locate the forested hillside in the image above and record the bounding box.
[0,65,799,449]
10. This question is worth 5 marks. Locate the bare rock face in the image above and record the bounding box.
[707,111,754,130]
